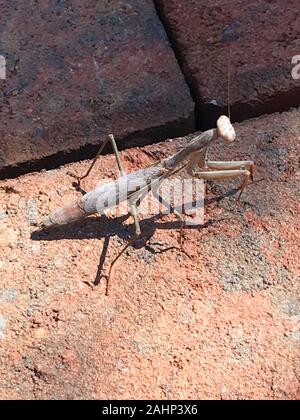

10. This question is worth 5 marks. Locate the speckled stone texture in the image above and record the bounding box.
[155,0,300,126]
[0,109,299,399]
[0,0,194,176]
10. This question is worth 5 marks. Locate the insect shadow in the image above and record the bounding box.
[31,187,239,287]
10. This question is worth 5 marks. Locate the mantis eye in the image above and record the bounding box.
[217,115,236,142]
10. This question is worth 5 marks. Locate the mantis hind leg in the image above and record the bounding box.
[68,133,127,187]
[105,192,148,295]
[105,220,140,296]
[152,184,185,251]
[67,132,143,295]
[105,152,151,295]
[108,134,141,237]
[67,135,111,186]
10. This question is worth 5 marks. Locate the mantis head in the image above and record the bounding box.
[217,115,236,142]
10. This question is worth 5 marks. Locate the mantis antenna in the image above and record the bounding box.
[227,48,231,121]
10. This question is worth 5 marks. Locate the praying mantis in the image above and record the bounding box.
[40,115,254,294]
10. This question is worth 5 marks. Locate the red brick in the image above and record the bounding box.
[0,0,194,176]
[155,0,300,126]
[0,109,299,399]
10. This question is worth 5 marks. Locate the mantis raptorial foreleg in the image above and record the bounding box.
[206,160,254,178]
[193,159,254,200]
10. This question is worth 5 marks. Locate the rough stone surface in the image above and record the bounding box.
[155,0,300,126]
[0,0,194,177]
[0,109,299,399]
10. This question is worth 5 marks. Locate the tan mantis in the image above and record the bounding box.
[40,115,254,294]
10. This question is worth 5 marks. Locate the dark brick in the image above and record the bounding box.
[155,0,300,127]
[0,0,194,176]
